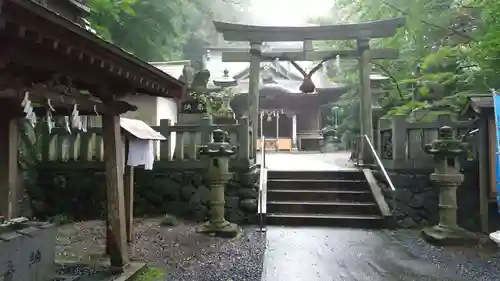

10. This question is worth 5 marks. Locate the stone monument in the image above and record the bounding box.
[421,125,477,245]
[197,129,240,237]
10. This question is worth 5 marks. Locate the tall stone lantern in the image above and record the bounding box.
[197,129,241,237]
[213,69,238,124]
[422,125,477,245]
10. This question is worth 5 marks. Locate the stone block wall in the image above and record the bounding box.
[30,165,259,225]
[374,160,480,232]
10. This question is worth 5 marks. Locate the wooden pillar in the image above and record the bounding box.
[123,140,135,243]
[238,116,250,160]
[357,38,374,164]
[292,114,298,150]
[248,42,262,159]
[102,99,128,269]
[478,115,489,233]
[0,117,18,219]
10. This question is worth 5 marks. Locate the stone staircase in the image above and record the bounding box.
[265,169,389,228]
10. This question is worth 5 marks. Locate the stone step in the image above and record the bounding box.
[267,179,369,191]
[267,189,374,203]
[266,213,386,228]
[267,201,379,215]
[267,170,365,181]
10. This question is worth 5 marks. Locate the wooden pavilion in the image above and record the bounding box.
[461,95,497,233]
[0,0,185,270]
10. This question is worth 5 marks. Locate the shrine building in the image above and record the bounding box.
[204,42,349,151]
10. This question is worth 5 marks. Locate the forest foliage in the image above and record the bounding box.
[85,0,500,144]
[312,0,499,144]
[87,0,251,63]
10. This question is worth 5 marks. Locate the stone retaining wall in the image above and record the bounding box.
[374,161,480,231]
[31,165,260,224]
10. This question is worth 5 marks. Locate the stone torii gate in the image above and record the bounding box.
[213,18,405,163]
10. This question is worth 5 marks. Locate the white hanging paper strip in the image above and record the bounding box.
[21,92,36,127]
[21,92,29,107]
[47,112,53,133]
[81,116,87,132]
[46,99,56,134]
[47,99,55,112]
[24,102,33,115]
[64,116,71,134]
[23,100,32,113]
[71,104,82,131]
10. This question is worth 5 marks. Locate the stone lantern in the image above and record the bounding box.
[422,125,477,245]
[197,129,240,237]
[320,126,341,153]
[213,69,238,124]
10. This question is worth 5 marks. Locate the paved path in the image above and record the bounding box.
[257,151,354,171]
[261,227,471,281]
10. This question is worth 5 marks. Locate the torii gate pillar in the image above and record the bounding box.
[357,39,374,164]
[248,42,262,159]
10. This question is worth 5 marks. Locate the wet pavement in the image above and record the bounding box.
[261,227,499,281]
[257,151,354,171]
[257,152,500,281]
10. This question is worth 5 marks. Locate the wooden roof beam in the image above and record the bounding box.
[3,40,113,90]
[213,18,406,42]
[0,86,136,115]
[1,0,184,98]
[221,48,399,62]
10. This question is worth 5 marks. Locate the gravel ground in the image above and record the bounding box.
[56,218,266,281]
[386,229,500,281]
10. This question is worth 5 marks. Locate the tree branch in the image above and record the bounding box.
[370,60,404,99]
[380,0,476,42]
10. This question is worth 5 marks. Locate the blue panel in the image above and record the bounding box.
[492,93,500,210]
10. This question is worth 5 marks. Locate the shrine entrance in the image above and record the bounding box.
[213,18,406,164]
[258,110,294,151]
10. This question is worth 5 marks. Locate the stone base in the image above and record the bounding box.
[196,220,241,238]
[422,224,478,246]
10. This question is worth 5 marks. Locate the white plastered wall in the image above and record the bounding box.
[119,94,178,159]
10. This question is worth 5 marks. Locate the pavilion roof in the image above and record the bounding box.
[461,95,493,117]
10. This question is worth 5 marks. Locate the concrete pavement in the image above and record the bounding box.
[257,151,354,171]
[261,227,479,281]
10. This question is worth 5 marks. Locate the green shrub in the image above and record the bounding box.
[160,214,179,227]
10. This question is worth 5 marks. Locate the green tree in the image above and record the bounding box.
[87,0,251,62]
[311,0,486,146]
[88,0,188,61]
